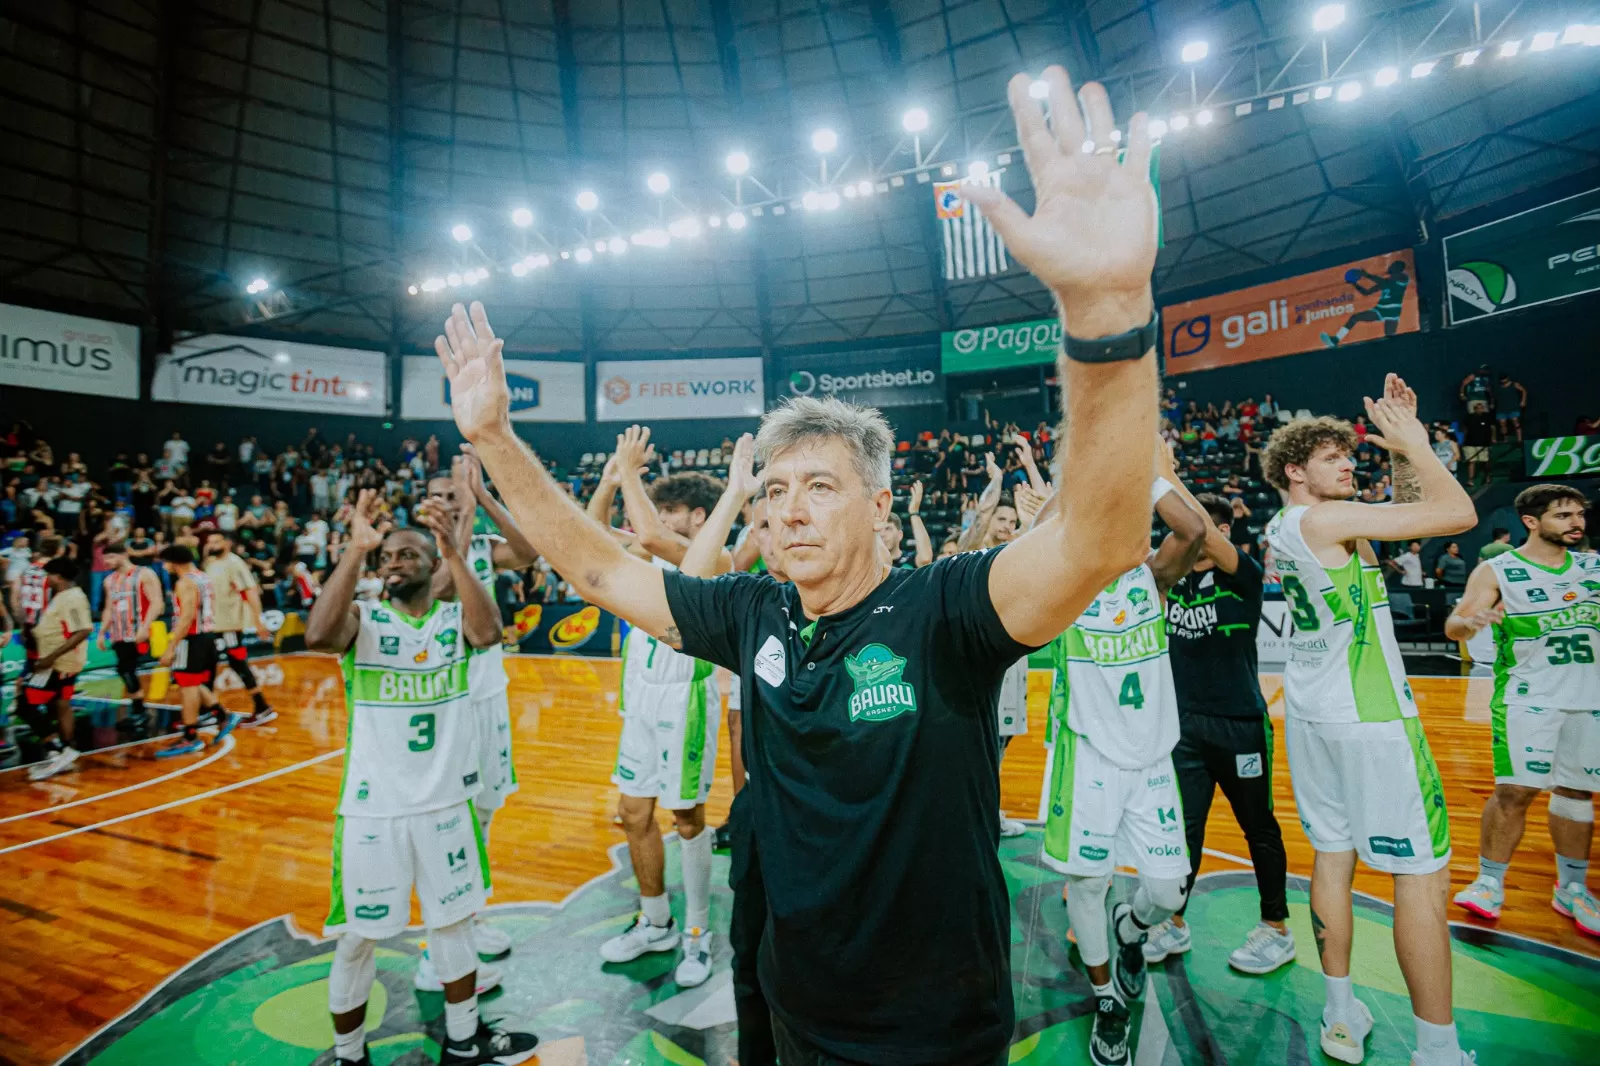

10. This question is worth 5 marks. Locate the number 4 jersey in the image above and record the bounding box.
[339,599,480,817]
[1050,562,1178,769]
[1488,549,1600,709]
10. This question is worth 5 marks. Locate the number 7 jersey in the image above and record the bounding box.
[1488,549,1600,709]
[1049,562,1178,769]
[338,599,481,817]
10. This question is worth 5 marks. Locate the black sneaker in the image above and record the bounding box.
[1088,994,1131,1066]
[439,1019,539,1065]
[1110,902,1147,1001]
[335,1050,370,1066]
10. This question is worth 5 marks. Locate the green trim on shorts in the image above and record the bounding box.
[680,677,709,803]
[469,803,492,894]
[326,815,346,928]
[1403,717,1452,858]
[1043,728,1078,865]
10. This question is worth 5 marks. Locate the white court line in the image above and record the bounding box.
[0,746,344,856]
[0,735,236,824]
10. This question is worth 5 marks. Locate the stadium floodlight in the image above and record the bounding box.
[575,189,599,211]
[1530,31,1557,52]
[727,211,748,230]
[632,228,670,248]
[609,237,628,254]
[811,128,838,153]
[902,107,930,133]
[821,191,841,211]
[1148,118,1169,138]
[1311,4,1345,33]
[451,224,472,242]
[668,217,702,238]
[529,253,551,268]
[1499,40,1521,57]
[1336,80,1362,101]
[407,284,419,295]
[1181,41,1209,63]
[1458,49,1480,66]
[511,262,528,277]
[421,277,445,293]
[245,277,270,294]
[510,207,533,227]
[1313,84,1334,100]
[1195,108,1214,126]
[802,190,823,211]
[1170,113,1190,131]
[446,272,462,287]
[967,160,989,178]
[1374,66,1399,87]
[592,242,607,254]
[1411,60,1436,78]
[725,150,751,175]
[574,247,593,263]
[857,180,874,196]
[647,172,671,195]
[1028,79,1050,100]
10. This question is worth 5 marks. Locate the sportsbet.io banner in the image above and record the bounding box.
[1162,250,1420,374]
[1445,186,1600,324]
[779,347,942,408]
[1525,436,1600,478]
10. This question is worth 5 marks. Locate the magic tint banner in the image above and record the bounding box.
[778,347,942,408]
[1444,186,1600,324]
[1162,250,1420,374]
[154,335,387,415]
[0,302,139,398]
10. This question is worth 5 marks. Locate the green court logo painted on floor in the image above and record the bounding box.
[845,643,917,722]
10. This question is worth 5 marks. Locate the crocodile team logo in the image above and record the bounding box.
[844,643,917,722]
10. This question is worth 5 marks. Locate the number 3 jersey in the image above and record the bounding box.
[1265,505,1417,723]
[1488,549,1600,709]
[339,599,479,817]
[1049,562,1178,769]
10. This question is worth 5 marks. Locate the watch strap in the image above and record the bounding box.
[1061,312,1158,364]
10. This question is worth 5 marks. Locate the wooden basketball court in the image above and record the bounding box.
[1,653,1595,1065]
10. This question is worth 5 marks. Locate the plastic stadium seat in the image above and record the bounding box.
[581,452,594,466]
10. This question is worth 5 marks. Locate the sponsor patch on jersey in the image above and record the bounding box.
[844,643,917,723]
[353,904,390,920]
[1147,843,1184,857]
[1083,600,1100,617]
[1236,753,1263,779]
[753,634,786,687]
[1527,588,1549,602]
[413,648,429,664]
[1367,835,1415,858]
[1564,590,1579,601]
[1112,609,1127,626]
[1505,567,1530,582]
[1527,760,1552,774]
[1079,845,1109,861]
[372,609,393,622]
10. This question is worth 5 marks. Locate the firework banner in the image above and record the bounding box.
[1444,186,1600,324]
[936,171,1010,280]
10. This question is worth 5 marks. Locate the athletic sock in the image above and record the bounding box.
[1412,1016,1461,1064]
[444,994,479,1042]
[680,829,713,931]
[251,691,269,713]
[1556,853,1589,890]
[1090,979,1119,1003]
[182,723,199,742]
[1335,326,1350,341]
[1323,974,1356,1022]
[640,893,671,928]
[332,1025,366,1061]
[1114,907,1148,946]
[1477,856,1509,886]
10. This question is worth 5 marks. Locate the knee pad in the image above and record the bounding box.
[328,934,377,1014]
[1137,875,1189,919]
[1065,875,1113,968]
[1550,793,1595,823]
[428,917,478,985]
[232,657,258,690]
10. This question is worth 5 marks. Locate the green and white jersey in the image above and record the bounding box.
[621,557,715,697]
[1264,505,1416,724]
[1488,549,1600,709]
[465,533,507,697]
[1048,563,1177,769]
[339,599,480,817]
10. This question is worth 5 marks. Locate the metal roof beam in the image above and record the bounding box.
[710,0,776,354]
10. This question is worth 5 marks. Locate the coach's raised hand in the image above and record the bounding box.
[435,301,511,443]
[960,67,1156,338]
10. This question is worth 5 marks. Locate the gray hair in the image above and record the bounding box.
[755,396,894,492]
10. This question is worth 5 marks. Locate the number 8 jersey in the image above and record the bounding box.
[1265,505,1417,723]
[339,599,480,817]
[1488,549,1600,709]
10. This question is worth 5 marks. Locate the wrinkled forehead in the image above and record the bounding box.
[760,436,864,491]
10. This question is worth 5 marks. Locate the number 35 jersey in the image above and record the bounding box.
[1265,505,1417,724]
[338,599,480,818]
[1049,562,1178,769]
[1488,549,1600,709]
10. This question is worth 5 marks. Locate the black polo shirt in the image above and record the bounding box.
[663,548,1032,1064]
[1164,552,1268,719]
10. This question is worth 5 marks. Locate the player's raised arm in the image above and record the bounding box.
[1148,453,1207,595]
[680,434,753,578]
[1443,561,1505,642]
[304,489,381,654]
[459,444,538,569]
[962,69,1160,645]
[416,497,500,650]
[435,302,679,644]
[614,425,694,566]
[907,480,934,568]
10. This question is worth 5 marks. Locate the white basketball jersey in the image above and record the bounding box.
[1489,549,1600,709]
[339,599,480,817]
[997,656,1029,735]
[1050,563,1177,769]
[621,557,715,697]
[465,533,507,697]
[1264,506,1417,724]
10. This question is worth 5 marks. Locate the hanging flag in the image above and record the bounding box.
[936,170,1009,281]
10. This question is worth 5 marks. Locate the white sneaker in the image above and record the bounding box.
[413,947,503,994]
[1321,998,1374,1064]
[674,928,714,987]
[1552,881,1600,939]
[27,746,78,781]
[474,918,512,959]
[599,915,678,963]
[1227,922,1296,974]
[1141,918,1191,963]
[1452,876,1504,921]
[999,816,1027,838]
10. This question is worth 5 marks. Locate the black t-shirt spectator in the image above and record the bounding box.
[1165,553,1268,718]
[1464,411,1494,447]
[662,548,1032,1063]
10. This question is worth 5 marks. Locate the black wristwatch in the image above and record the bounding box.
[1061,311,1159,364]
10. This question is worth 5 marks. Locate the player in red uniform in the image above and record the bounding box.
[156,546,239,758]
[97,541,165,738]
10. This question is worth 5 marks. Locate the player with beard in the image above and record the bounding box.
[203,533,277,726]
[97,541,165,738]
[156,546,240,758]
[1263,376,1476,1066]
[1448,484,1600,938]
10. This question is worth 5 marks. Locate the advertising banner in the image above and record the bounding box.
[941,316,1060,374]
[0,302,139,398]
[594,357,763,421]
[153,335,387,414]
[778,346,942,408]
[1525,435,1600,477]
[512,601,617,657]
[400,354,584,422]
[1445,186,1600,324]
[1163,250,1420,374]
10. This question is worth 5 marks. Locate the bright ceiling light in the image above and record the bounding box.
[1458,49,1480,66]
[802,190,822,211]
[821,191,841,211]
[668,217,702,238]
[843,184,858,199]
[510,207,533,227]
[1561,24,1588,44]
[1373,66,1399,87]
[421,277,445,292]
[857,180,874,196]
[1081,139,1095,153]
[1530,31,1557,52]
[592,242,607,254]
[1499,40,1521,57]
[727,212,748,230]
[530,253,550,268]
[245,277,269,294]
[811,128,838,153]
[511,262,528,277]
[1411,59,1436,77]
[1311,4,1345,33]
[446,272,462,287]
[902,107,929,133]
[1028,79,1050,100]
[1313,84,1333,99]
[407,284,419,295]
[632,228,670,248]
[575,190,599,211]
[1181,40,1209,63]
[451,224,472,242]
[609,237,628,254]
[1195,108,1214,126]
[647,171,671,195]
[574,247,593,263]
[1170,113,1190,131]
[1336,80,1362,101]
[725,150,751,175]
[1148,118,1169,138]
[967,160,989,178]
